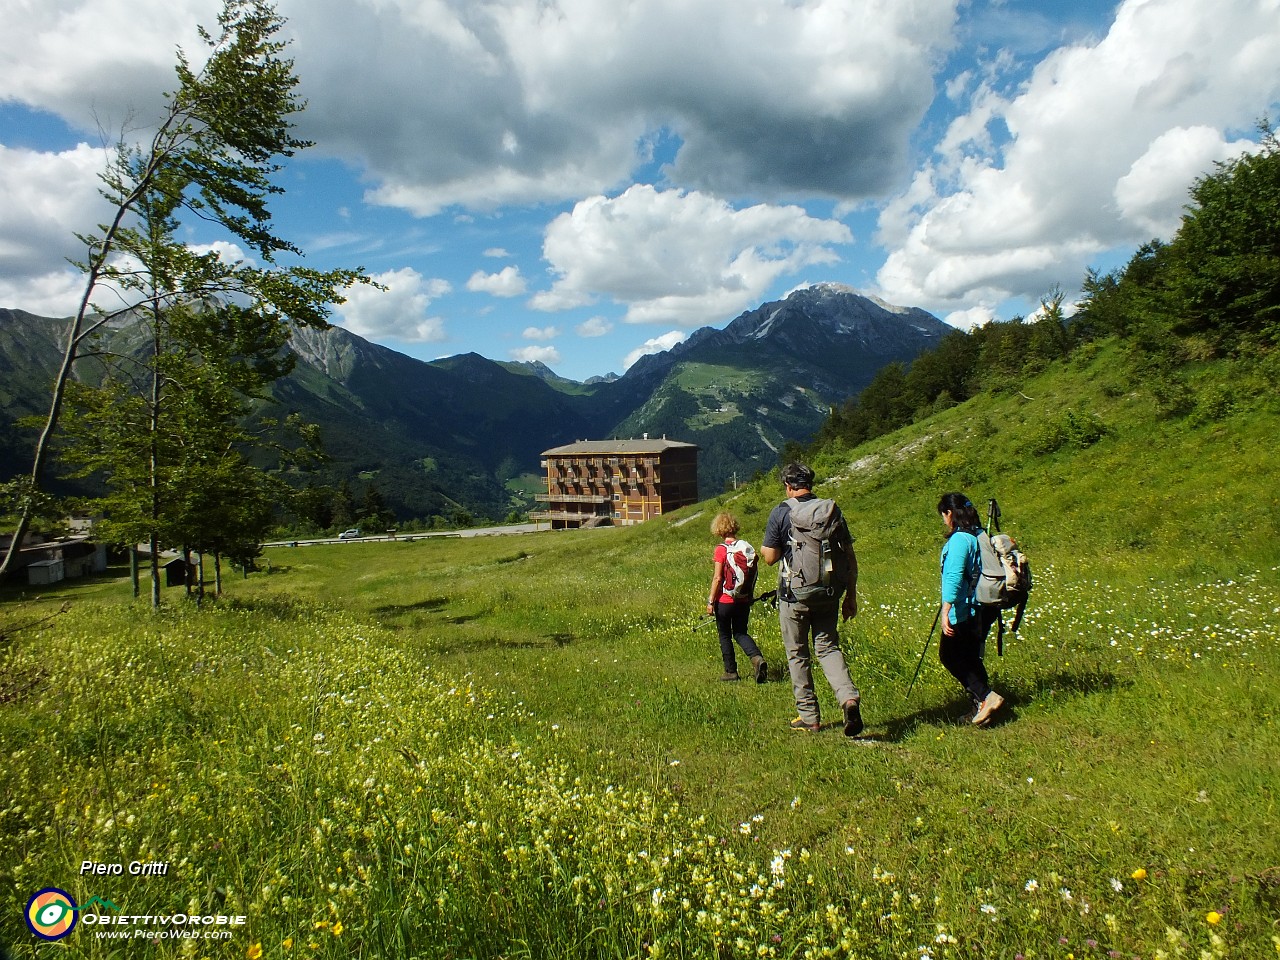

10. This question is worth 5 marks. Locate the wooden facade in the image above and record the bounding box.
[533,438,699,529]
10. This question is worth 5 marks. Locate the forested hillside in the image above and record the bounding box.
[810,122,1280,459]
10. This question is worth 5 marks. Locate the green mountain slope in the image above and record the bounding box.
[794,340,1280,575]
[1,286,948,522]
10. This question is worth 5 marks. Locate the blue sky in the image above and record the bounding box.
[2,0,1277,381]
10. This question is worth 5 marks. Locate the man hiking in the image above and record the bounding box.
[760,462,864,737]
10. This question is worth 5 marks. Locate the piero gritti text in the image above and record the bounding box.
[81,860,170,877]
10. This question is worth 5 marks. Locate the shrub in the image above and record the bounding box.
[1026,408,1110,455]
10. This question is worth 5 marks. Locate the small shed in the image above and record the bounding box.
[27,558,65,585]
[163,557,190,587]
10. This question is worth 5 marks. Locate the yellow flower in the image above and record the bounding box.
[1206,911,1222,925]
[332,921,343,937]
[283,938,294,950]
[1131,868,1148,880]
[247,945,263,960]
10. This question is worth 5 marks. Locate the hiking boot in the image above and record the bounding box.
[789,716,820,732]
[720,671,740,682]
[842,697,864,738]
[972,691,1005,726]
[751,655,768,684]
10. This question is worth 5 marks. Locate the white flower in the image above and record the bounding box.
[1024,879,1039,893]
[1110,877,1124,892]
[980,903,997,915]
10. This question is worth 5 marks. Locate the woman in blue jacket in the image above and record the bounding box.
[937,492,1005,726]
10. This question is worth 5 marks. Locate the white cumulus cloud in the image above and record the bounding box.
[337,268,452,342]
[874,0,1280,318]
[522,325,559,340]
[0,143,114,283]
[467,265,527,297]
[576,316,613,338]
[623,330,687,370]
[1114,126,1259,237]
[510,345,561,365]
[277,0,956,214]
[530,185,851,326]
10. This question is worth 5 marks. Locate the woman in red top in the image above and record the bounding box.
[707,511,768,682]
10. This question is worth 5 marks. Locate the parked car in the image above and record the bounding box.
[338,528,361,540]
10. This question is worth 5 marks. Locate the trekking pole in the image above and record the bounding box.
[692,613,717,633]
[986,498,1006,656]
[905,604,942,699]
[752,589,778,609]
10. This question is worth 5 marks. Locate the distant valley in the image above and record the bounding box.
[0,284,950,522]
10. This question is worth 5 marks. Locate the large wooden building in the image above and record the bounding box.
[533,437,699,529]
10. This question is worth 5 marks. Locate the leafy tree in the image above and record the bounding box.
[901,329,980,414]
[0,0,369,589]
[1163,120,1280,350]
[359,483,394,529]
[295,482,335,531]
[331,479,357,530]
[1025,286,1072,369]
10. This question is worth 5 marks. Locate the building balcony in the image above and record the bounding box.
[530,510,614,522]
[534,493,611,504]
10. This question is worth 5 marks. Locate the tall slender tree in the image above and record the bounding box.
[1,0,369,586]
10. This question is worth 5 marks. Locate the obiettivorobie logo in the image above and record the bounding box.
[25,887,246,943]
[25,889,118,941]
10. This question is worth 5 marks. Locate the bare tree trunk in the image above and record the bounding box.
[149,533,161,610]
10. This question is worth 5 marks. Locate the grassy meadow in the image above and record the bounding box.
[2,341,1279,959]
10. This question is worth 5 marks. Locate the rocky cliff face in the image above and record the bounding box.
[626,283,948,390]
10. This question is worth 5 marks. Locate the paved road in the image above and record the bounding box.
[263,523,543,548]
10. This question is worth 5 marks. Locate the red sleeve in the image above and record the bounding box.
[713,544,728,565]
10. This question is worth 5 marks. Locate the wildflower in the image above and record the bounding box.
[247,945,263,960]
[1206,911,1221,925]
[980,903,997,916]
[1131,868,1148,880]
[1025,879,1039,893]
[1110,877,1123,892]
[283,939,294,950]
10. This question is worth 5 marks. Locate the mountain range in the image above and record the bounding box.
[0,284,951,522]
